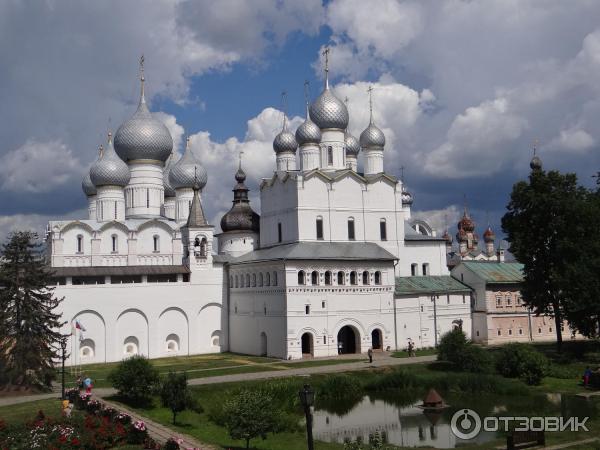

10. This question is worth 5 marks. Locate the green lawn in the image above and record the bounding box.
[391,348,437,358]
[0,398,64,425]
[64,353,364,388]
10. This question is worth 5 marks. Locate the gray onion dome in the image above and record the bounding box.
[82,167,97,196]
[220,164,260,233]
[360,122,386,148]
[309,88,349,130]
[90,134,131,187]
[163,153,178,197]
[114,73,173,162]
[345,133,360,156]
[169,138,208,190]
[530,155,542,171]
[401,188,413,206]
[273,117,298,154]
[295,107,321,146]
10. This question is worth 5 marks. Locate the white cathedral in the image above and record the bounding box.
[46,58,472,365]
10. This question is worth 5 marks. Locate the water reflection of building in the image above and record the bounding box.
[313,397,458,449]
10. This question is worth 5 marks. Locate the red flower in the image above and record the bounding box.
[71,437,80,445]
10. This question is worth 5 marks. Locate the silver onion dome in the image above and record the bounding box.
[114,70,173,162]
[163,153,178,197]
[360,122,386,148]
[530,155,542,171]
[273,117,298,154]
[309,88,349,130]
[401,188,413,206]
[82,168,97,196]
[169,138,208,190]
[345,133,360,156]
[90,134,131,187]
[295,106,322,146]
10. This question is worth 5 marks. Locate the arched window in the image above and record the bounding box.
[298,270,306,285]
[153,235,160,252]
[111,234,118,253]
[337,271,345,285]
[411,263,417,276]
[327,146,333,165]
[76,235,83,253]
[506,294,512,306]
[422,263,429,276]
[316,216,324,240]
[273,271,278,286]
[362,270,370,285]
[325,271,332,285]
[235,275,239,288]
[166,334,180,353]
[245,274,250,287]
[374,271,382,285]
[347,217,356,240]
[252,273,256,287]
[200,237,207,257]
[266,272,271,286]
[380,219,387,241]
[350,271,357,285]
[311,271,319,285]
[258,273,263,287]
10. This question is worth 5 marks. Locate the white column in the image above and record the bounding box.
[125,161,164,218]
[276,152,297,171]
[320,129,346,171]
[175,188,194,224]
[299,144,320,171]
[364,149,384,175]
[87,195,97,220]
[95,186,125,222]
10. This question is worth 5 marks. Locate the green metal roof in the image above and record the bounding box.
[461,261,524,283]
[395,276,471,296]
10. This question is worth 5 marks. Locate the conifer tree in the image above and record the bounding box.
[0,231,65,389]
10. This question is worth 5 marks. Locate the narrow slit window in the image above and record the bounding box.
[316,217,324,240]
[111,235,117,253]
[327,146,333,165]
[277,222,282,243]
[380,219,387,241]
[348,218,355,241]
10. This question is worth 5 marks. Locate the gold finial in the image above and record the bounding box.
[367,85,374,124]
[322,47,330,89]
[98,144,104,158]
[532,138,539,156]
[107,131,112,144]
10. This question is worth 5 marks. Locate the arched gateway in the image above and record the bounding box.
[337,325,361,354]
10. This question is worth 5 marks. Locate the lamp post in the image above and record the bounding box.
[60,335,68,400]
[299,384,315,450]
[431,294,438,347]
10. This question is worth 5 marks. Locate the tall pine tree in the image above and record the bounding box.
[0,231,65,389]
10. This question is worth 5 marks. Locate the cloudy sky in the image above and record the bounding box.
[1,0,599,244]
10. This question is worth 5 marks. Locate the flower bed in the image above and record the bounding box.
[0,399,162,449]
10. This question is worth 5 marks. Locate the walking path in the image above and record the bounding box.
[0,353,434,407]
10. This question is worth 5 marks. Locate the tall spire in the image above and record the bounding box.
[367,85,374,124]
[139,54,146,106]
[303,80,310,118]
[322,47,330,90]
[280,91,288,130]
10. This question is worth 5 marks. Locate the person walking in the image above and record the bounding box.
[367,347,373,364]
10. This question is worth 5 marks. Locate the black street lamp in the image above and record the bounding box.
[299,384,315,450]
[60,335,68,400]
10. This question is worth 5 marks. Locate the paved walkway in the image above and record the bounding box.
[0,353,434,407]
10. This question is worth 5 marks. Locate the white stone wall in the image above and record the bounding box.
[54,264,225,365]
[125,161,164,218]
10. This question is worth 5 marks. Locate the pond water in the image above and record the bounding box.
[313,392,596,448]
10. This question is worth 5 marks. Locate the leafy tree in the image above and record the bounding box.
[0,231,65,389]
[437,328,467,364]
[437,329,493,373]
[502,170,589,349]
[107,355,159,405]
[160,371,195,424]
[222,388,278,449]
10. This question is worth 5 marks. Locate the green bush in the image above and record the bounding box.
[437,328,468,363]
[318,374,362,401]
[107,355,159,405]
[495,344,548,385]
[456,345,495,374]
